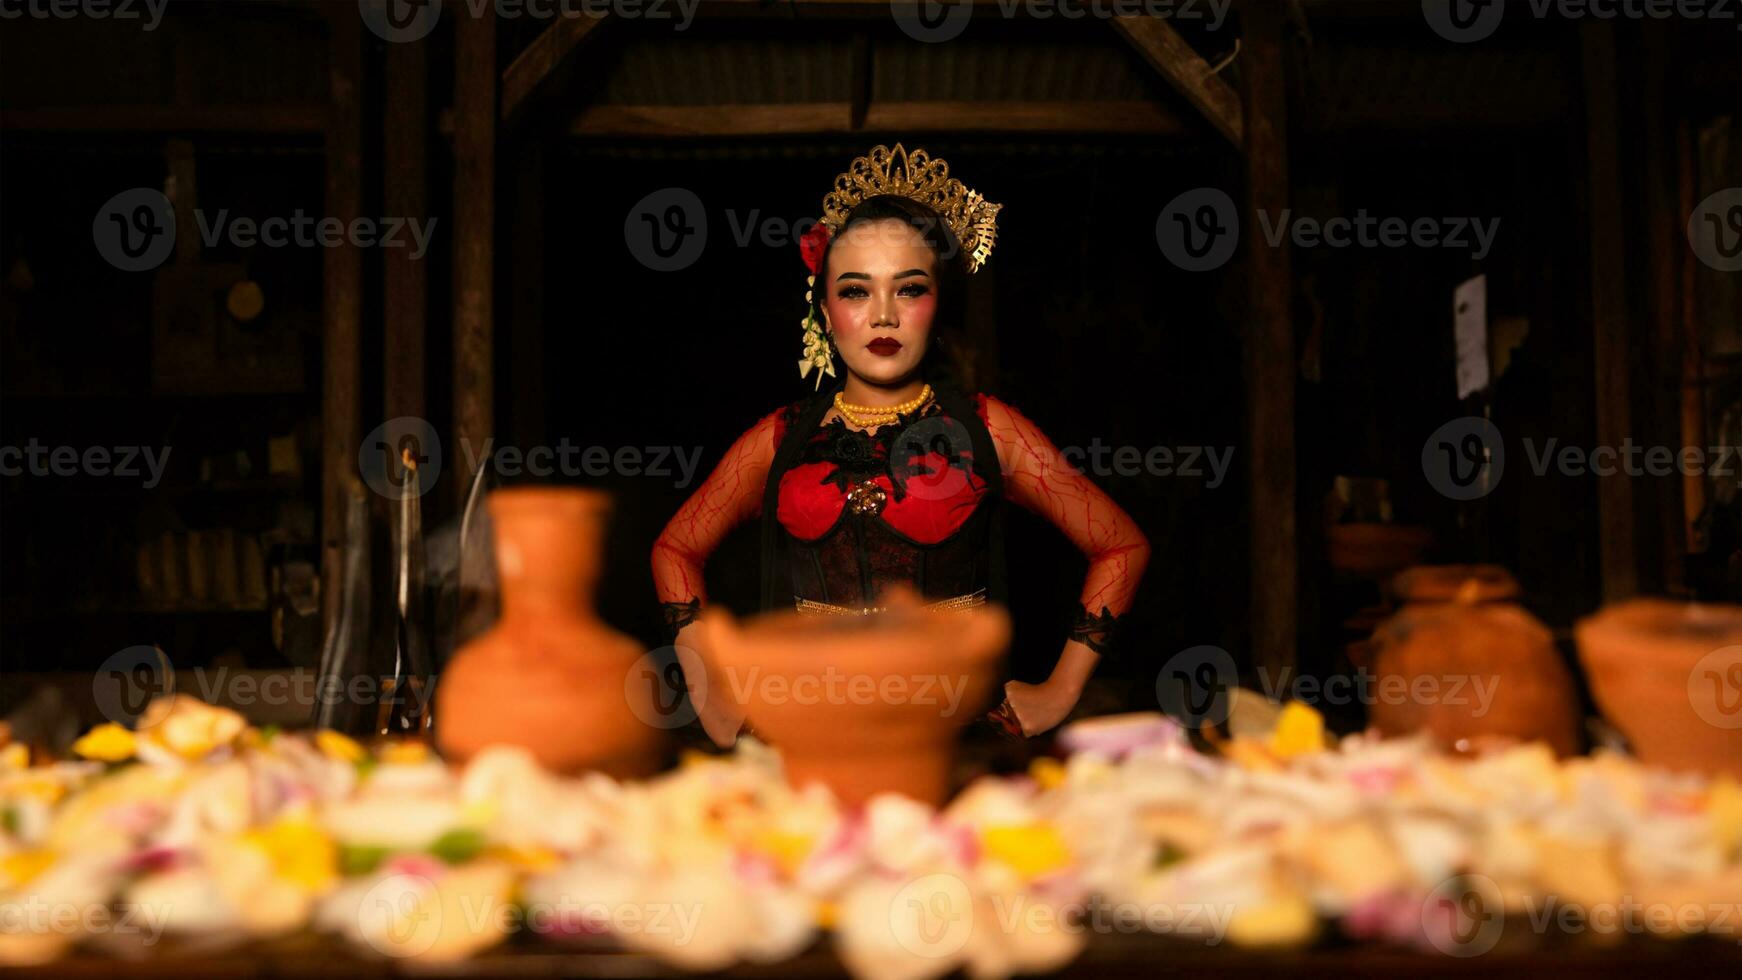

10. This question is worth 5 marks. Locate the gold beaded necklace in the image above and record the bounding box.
[833,384,933,429]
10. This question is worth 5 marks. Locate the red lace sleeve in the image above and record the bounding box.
[651,408,787,633]
[980,394,1150,647]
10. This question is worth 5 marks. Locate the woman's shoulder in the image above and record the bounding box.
[965,391,1029,429]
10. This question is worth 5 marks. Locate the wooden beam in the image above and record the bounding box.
[384,35,429,423]
[454,5,497,492]
[499,11,608,121]
[1239,1,1295,677]
[321,11,364,635]
[566,100,1184,137]
[1111,14,1243,147]
[1580,21,1637,602]
[0,105,326,134]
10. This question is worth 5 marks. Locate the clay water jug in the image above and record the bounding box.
[436,488,665,777]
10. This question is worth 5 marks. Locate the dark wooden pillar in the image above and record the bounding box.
[1239,1,1296,676]
[321,10,364,632]
[1639,24,1686,594]
[1580,21,1637,602]
[384,34,429,422]
[454,7,497,485]
[510,140,546,449]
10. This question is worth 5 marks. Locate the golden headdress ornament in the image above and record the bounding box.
[796,144,1002,389]
[817,143,1002,274]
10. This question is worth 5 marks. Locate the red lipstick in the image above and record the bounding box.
[866,337,903,356]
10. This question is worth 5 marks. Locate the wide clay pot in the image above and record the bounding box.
[1576,599,1742,778]
[1369,565,1580,756]
[694,586,1009,807]
[436,487,665,778]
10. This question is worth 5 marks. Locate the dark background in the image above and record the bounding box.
[2,2,1739,729]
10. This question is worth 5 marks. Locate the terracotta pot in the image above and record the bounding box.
[1576,599,1742,778]
[1369,565,1579,756]
[436,488,665,778]
[694,586,1009,807]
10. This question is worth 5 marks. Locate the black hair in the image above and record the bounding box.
[808,194,970,388]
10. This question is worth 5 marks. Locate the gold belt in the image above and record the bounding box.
[794,589,987,616]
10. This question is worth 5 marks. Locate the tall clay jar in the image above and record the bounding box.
[437,488,666,778]
[1369,565,1580,756]
[695,587,1009,807]
[1576,599,1742,778]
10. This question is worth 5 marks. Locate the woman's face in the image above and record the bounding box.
[819,218,938,386]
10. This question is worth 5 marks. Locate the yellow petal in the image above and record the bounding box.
[981,822,1072,880]
[72,723,137,762]
[1028,757,1067,791]
[243,819,338,892]
[751,829,815,877]
[1710,776,1742,857]
[484,844,561,873]
[379,740,431,766]
[0,850,57,889]
[315,729,367,765]
[1267,701,1326,759]
[0,743,29,770]
[1226,891,1318,947]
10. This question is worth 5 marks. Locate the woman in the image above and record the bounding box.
[651,144,1149,742]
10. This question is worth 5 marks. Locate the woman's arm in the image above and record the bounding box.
[982,394,1151,734]
[651,408,786,628]
[651,409,785,746]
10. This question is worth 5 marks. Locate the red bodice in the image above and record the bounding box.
[775,400,991,545]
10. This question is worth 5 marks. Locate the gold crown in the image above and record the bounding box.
[819,144,1002,274]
